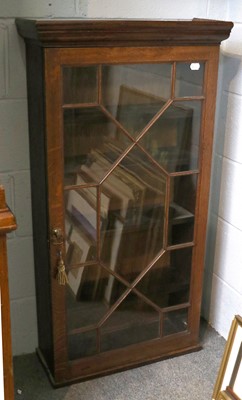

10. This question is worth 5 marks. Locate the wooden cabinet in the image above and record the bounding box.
[16,18,232,386]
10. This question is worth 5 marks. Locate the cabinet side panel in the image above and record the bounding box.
[189,49,220,338]
[25,43,53,370]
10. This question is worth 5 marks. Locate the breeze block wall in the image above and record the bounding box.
[0,0,85,356]
[203,7,242,337]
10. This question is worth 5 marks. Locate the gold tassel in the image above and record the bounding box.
[57,257,68,286]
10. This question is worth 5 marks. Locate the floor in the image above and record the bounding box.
[13,322,225,400]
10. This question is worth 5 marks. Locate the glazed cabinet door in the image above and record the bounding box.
[45,46,218,383]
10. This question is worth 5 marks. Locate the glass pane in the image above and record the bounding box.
[101,145,166,282]
[100,292,160,352]
[168,175,197,246]
[102,64,172,138]
[68,330,97,360]
[136,247,192,308]
[62,62,196,361]
[175,62,204,97]
[67,264,105,306]
[63,66,98,104]
[66,265,127,329]
[66,265,130,360]
[139,101,202,172]
[163,309,188,337]
[63,107,132,185]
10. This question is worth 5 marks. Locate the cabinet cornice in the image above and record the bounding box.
[16,18,233,48]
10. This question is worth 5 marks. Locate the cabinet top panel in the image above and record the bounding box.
[15,18,233,48]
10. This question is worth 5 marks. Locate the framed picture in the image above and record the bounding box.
[217,391,238,400]
[213,315,242,400]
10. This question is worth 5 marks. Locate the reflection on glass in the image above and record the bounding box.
[136,247,192,308]
[175,62,204,98]
[100,292,160,351]
[63,66,98,104]
[139,101,201,172]
[163,308,188,337]
[102,64,172,137]
[63,107,132,185]
[101,145,166,282]
[168,175,197,246]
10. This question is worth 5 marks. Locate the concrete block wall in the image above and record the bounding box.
[0,18,35,355]
[203,11,242,338]
[0,0,89,357]
[0,0,241,355]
